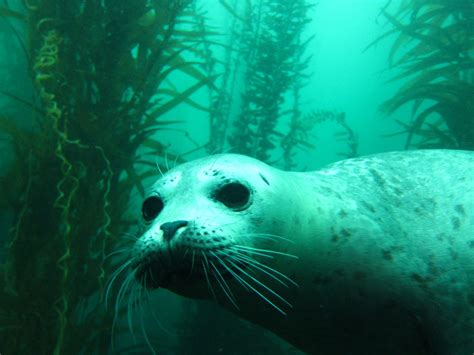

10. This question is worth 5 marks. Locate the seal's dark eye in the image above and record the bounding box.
[215,182,251,210]
[142,196,164,222]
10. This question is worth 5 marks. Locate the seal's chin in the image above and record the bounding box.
[133,249,245,291]
[133,258,192,289]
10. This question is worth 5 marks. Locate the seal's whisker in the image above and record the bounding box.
[105,259,133,309]
[214,253,250,292]
[144,290,176,336]
[183,248,193,278]
[229,246,274,259]
[230,252,299,288]
[155,155,165,177]
[121,232,139,241]
[164,151,170,172]
[209,257,239,310]
[114,267,134,316]
[190,250,196,274]
[201,252,216,300]
[209,253,239,294]
[233,245,299,259]
[172,150,182,170]
[113,273,134,347]
[140,313,157,354]
[127,275,139,343]
[111,272,131,354]
[138,283,157,354]
[104,248,129,260]
[245,233,295,244]
[111,305,119,354]
[121,274,136,311]
[222,258,288,316]
[225,258,292,309]
[111,266,135,351]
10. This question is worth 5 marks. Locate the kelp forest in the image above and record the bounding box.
[372,0,474,149]
[0,0,472,354]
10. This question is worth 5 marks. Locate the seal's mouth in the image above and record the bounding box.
[133,249,247,290]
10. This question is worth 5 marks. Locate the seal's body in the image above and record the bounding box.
[131,150,474,354]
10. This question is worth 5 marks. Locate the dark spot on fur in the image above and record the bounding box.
[468,240,474,248]
[335,269,345,277]
[272,218,283,229]
[331,234,339,242]
[393,187,403,196]
[382,250,393,261]
[340,228,351,237]
[259,173,270,186]
[411,273,434,290]
[334,192,344,200]
[370,169,385,187]
[313,274,331,285]
[338,210,348,218]
[353,271,367,280]
[436,233,445,241]
[426,198,437,209]
[251,216,264,226]
[414,207,423,216]
[449,248,458,260]
[321,186,332,194]
[361,201,376,213]
[454,204,465,216]
[451,217,461,230]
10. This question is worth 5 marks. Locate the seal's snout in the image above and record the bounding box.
[160,220,189,241]
[132,221,190,289]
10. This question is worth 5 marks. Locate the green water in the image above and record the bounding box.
[0,0,472,354]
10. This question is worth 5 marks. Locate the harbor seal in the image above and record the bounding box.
[127,149,473,354]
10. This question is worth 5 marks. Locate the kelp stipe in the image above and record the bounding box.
[0,0,215,353]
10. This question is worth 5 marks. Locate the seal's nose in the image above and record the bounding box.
[160,220,188,241]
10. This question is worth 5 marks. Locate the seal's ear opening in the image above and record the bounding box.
[142,195,164,222]
[214,182,251,210]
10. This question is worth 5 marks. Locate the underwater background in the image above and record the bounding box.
[0,0,472,354]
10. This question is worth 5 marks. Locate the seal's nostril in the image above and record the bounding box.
[160,220,188,241]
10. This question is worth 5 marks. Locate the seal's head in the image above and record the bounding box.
[131,154,294,300]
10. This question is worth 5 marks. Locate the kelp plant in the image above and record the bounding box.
[227,0,314,167]
[372,0,474,149]
[0,0,214,353]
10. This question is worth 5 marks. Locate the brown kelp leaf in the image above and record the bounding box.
[0,7,25,20]
[144,75,219,126]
